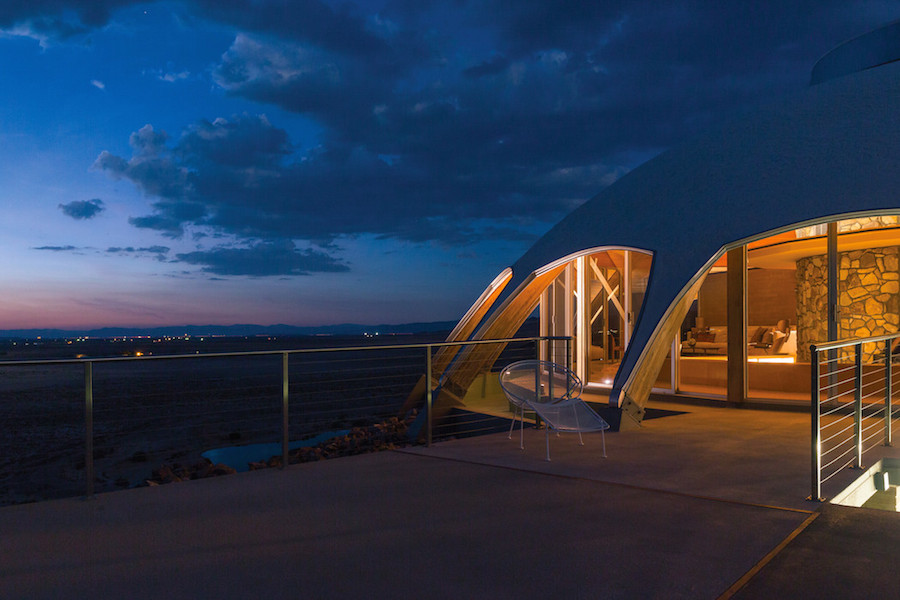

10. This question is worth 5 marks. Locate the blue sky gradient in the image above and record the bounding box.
[0,0,896,328]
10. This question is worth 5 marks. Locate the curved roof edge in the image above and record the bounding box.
[811,20,900,85]
[482,55,900,404]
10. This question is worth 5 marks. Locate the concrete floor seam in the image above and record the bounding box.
[396,448,818,515]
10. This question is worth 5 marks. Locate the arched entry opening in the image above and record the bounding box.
[538,247,653,389]
[644,214,900,406]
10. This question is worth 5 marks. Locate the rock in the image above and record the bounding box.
[866,297,883,316]
[848,286,868,299]
[193,459,213,479]
[151,464,183,484]
[886,255,900,271]
[862,272,880,287]
[211,463,237,476]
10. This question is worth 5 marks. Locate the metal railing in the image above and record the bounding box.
[0,335,570,504]
[809,334,899,500]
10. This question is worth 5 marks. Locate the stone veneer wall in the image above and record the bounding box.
[795,215,900,238]
[796,246,900,362]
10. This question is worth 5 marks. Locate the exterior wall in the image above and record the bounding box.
[796,246,900,362]
[464,45,900,417]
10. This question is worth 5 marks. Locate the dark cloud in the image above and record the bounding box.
[106,246,170,261]
[0,0,142,41]
[175,241,349,276]
[195,0,405,60]
[94,114,551,246]
[83,0,897,278]
[59,198,105,220]
[463,55,511,79]
[178,115,291,168]
[33,245,79,251]
[195,1,895,243]
[94,110,587,249]
[33,244,172,261]
[94,125,192,201]
[127,214,188,238]
[212,34,399,133]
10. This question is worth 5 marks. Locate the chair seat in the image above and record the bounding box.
[499,359,609,460]
[531,398,610,433]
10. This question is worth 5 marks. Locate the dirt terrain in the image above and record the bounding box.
[0,335,440,505]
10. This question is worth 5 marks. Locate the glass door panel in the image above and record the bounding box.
[677,255,728,397]
[746,230,807,401]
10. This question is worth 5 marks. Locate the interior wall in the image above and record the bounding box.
[748,269,798,325]
[697,269,797,327]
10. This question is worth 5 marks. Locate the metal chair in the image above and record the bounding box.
[499,360,609,461]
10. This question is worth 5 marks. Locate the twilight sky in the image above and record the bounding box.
[0,1,896,329]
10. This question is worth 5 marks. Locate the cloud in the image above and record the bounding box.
[106,246,170,261]
[194,0,418,63]
[93,125,193,208]
[464,55,512,79]
[90,79,105,90]
[159,70,189,82]
[0,0,143,43]
[94,111,575,248]
[178,114,291,168]
[127,214,186,238]
[59,199,105,219]
[33,245,79,251]
[87,0,896,276]
[174,241,350,276]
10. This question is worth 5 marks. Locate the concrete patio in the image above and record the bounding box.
[2,399,900,599]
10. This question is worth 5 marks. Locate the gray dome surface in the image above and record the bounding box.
[811,19,900,85]
[495,54,900,398]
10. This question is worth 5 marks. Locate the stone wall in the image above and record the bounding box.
[796,216,900,238]
[796,246,900,362]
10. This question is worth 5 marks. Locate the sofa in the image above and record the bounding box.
[685,322,795,356]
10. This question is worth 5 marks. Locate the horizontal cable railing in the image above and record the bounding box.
[428,337,572,443]
[0,335,570,505]
[810,334,899,500]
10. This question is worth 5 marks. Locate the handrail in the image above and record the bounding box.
[809,332,898,501]
[0,334,571,502]
[811,333,899,353]
[0,336,572,367]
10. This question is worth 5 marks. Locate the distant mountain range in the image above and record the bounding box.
[0,321,460,339]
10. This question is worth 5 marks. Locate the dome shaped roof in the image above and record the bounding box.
[811,19,900,85]
[492,22,900,398]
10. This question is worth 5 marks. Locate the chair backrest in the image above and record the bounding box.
[499,360,583,407]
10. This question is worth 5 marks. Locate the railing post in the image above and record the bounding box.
[810,346,822,501]
[886,338,893,447]
[565,337,572,374]
[84,361,94,499]
[282,352,289,470]
[426,345,433,447]
[854,343,863,468]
